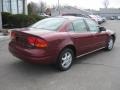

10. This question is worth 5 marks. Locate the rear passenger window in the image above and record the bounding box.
[72,19,87,33]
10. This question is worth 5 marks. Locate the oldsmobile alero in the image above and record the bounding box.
[9,16,116,71]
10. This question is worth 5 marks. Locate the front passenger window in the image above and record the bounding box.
[85,19,99,32]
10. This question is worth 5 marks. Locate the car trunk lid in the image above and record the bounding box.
[10,28,55,48]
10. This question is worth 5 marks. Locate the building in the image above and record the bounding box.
[0,0,27,14]
[51,6,92,16]
[0,0,27,30]
[85,9,100,15]
[86,8,120,19]
[99,8,120,18]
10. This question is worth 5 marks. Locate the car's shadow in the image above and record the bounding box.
[6,47,117,82]
[10,60,60,76]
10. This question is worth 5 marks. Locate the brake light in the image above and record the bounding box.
[27,36,48,48]
[11,31,16,40]
[27,37,36,46]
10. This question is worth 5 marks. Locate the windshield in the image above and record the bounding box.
[30,18,66,31]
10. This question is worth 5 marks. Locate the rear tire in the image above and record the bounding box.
[56,48,74,71]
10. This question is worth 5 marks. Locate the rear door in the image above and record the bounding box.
[68,19,96,56]
[85,18,108,49]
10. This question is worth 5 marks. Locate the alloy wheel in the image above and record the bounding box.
[61,52,72,69]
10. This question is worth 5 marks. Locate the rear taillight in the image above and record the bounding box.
[27,36,48,48]
[11,31,16,40]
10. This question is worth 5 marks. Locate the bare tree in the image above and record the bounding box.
[103,0,109,8]
[28,1,47,15]
[38,2,47,14]
[45,8,51,16]
[28,2,38,15]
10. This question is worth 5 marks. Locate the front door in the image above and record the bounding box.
[85,18,108,49]
[68,19,96,56]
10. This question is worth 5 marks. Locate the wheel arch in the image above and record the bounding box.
[111,34,116,42]
[59,45,76,58]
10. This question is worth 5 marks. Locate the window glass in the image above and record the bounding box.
[11,0,18,14]
[72,19,87,32]
[67,23,74,32]
[3,0,10,12]
[31,18,66,30]
[18,0,23,14]
[85,19,99,32]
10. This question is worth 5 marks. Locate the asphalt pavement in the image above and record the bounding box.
[0,20,120,90]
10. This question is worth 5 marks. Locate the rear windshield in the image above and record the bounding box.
[30,18,66,31]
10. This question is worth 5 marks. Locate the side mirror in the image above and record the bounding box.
[99,26,106,32]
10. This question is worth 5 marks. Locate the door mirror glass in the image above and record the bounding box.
[99,27,106,32]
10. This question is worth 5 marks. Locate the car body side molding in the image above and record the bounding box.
[76,47,105,58]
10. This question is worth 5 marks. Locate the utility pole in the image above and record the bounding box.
[0,12,2,31]
[58,0,60,15]
[23,0,28,15]
[0,0,2,31]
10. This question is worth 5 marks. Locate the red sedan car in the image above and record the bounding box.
[9,16,116,71]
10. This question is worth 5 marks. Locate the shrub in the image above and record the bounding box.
[10,14,31,28]
[1,12,12,28]
[1,12,45,28]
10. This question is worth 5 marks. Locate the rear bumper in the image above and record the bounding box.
[9,42,56,64]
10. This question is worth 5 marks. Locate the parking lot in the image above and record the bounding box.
[0,20,120,90]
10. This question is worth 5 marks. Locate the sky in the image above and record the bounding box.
[27,0,120,10]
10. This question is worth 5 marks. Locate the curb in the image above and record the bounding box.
[0,29,12,42]
[0,36,10,42]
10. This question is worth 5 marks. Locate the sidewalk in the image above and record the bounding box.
[0,33,9,41]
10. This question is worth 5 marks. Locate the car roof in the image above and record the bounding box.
[62,13,88,17]
[56,16,86,21]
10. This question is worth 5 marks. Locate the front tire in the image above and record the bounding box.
[56,48,74,71]
[105,37,114,51]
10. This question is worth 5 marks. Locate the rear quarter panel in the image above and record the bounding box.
[40,32,74,62]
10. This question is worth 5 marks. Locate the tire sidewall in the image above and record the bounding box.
[106,37,114,51]
[57,48,74,71]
